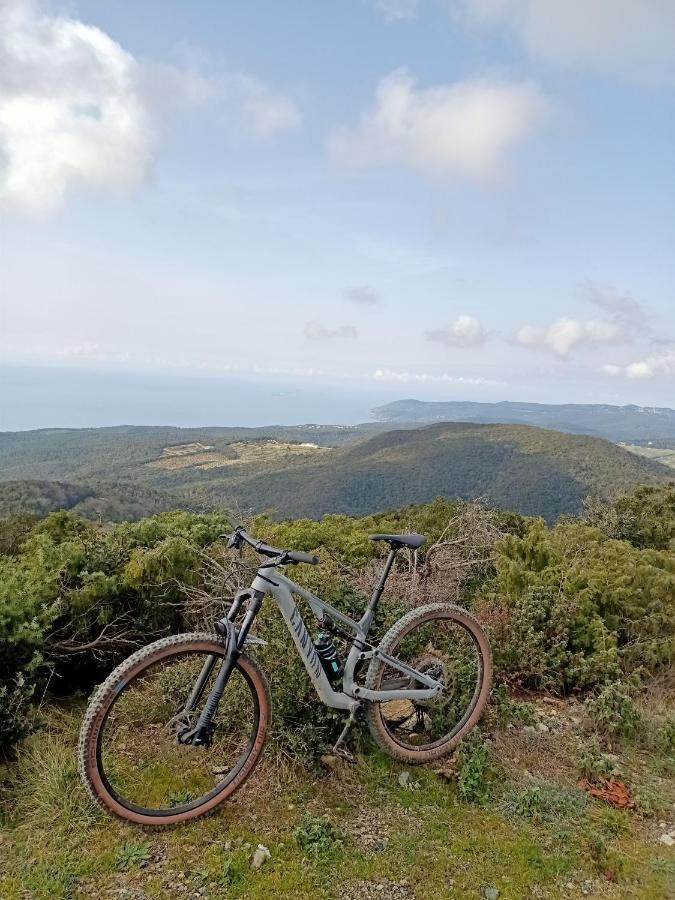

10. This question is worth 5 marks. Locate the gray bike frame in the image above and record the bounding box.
[248,567,443,712]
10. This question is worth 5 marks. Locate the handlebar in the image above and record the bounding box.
[224,527,320,566]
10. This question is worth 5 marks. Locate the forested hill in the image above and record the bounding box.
[1,423,671,524]
[372,399,675,443]
[0,480,178,523]
[198,422,672,523]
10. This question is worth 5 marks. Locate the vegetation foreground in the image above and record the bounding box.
[1,486,674,898]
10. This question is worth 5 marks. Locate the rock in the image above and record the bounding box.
[658,832,675,846]
[251,844,271,870]
[398,771,411,787]
[373,838,389,852]
[434,766,458,783]
[522,725,537,735]
[481,886,499,899]
[535,722,549,733]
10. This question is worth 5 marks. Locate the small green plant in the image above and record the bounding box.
[217,855,246,888]
[168,788,193,807]
[115,840,151,871]
[457,737,494,804]
[591,682,640,740]
[501,782,588,824]
[492,683,537,727]
[579,737,620,782]
[293,815,342,858]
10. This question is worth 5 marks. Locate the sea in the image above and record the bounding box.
[0,364,404,431]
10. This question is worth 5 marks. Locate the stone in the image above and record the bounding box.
[658,833,675,846]
[481,886,499,899]
[398,771,411,787]
[251,844,271,870]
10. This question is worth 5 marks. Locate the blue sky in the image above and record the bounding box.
[2,0,675,417]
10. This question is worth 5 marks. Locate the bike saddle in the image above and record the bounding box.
[369,532,426,549]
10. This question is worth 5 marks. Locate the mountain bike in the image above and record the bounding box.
[79,526,492,825]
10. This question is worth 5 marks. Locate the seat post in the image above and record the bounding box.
[364,546,398,625]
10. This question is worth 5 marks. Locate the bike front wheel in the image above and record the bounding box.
[78,632,270,826]
[365,603,492,764]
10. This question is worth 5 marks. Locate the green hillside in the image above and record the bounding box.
[1,423,671,525]
[0,423,391,483]
[0,480,179,522]
[178,423,673,523]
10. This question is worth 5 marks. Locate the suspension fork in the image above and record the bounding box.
[179,589,264,746]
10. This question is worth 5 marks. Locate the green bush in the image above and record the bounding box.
[482,519,675,692]
[590,682,641,741]
[0,510,229,755]
[579,737,621,782]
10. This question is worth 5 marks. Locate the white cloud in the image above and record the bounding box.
[373,368,501,385]
[514,317,626,358]
[584,282,648,330]
[304,321,358,341]
[427,314,488,347]
[329,68,548,180]
[226,74,301,137]
[343,285,381,306]
[374,0,420,21]
[0,0,300,213]
[0,0,155,212]
[458,0,675,83]
[602,353,675,380]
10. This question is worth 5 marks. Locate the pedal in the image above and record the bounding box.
[331,743,356,764]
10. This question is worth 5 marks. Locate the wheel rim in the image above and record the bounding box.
[376,614,484,751]
[95,648,260,817]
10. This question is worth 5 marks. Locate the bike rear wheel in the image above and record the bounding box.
[365,603,492,764]
[78,632,270,826]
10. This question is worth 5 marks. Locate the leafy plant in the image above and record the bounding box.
[293,815,342,858]
[590,682,641,740]
[457,737,494,804]
[115,840,151,871]
[491,683,537,727]
[167,788,193,807]
[579,737,621,783]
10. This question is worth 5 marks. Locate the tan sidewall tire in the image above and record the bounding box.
[78,632,271,826]
[365,603,492,764]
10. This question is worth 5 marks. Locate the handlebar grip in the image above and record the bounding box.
[287,550,320,565]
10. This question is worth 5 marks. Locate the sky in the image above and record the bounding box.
[1,0,675,427]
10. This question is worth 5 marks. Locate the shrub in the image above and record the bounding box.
[579,737,621,782]
[590,682,641,741]
[481,520,675,692]
[0,510,229,755]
